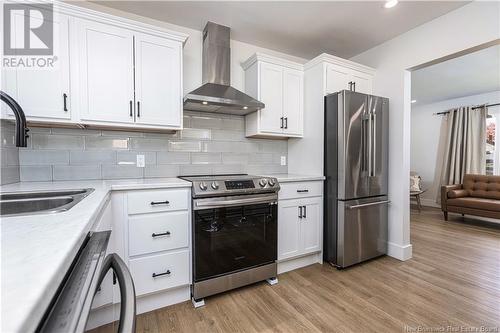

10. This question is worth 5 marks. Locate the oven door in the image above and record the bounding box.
[193,193,278,282]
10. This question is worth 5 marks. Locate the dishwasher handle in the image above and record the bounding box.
[97,254,136,333]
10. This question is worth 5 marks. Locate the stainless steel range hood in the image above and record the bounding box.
[183,22,264,115]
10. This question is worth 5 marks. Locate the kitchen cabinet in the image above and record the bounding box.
[243,53,304,138]
[77,19,135,124]
[77,19,184,129]
[133,33,182,127]
[325,62,374,95]
[2,11,72,121]
[278,181,323,262]
[1,2,188,132]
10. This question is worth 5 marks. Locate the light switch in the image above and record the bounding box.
[281,156,287,166]
[136,155,145,168]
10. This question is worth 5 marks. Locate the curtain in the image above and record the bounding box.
[438,106,487,195]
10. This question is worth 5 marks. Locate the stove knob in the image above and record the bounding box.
[268,179,276,187]
[259,179,268,187]
[211,181,219,190]
[199,182,208,191]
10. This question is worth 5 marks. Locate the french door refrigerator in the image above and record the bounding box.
[324,90,389,268]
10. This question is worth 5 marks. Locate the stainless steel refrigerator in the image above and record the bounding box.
[324,90,389,268]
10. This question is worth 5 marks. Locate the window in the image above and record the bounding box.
[486,116,495,175]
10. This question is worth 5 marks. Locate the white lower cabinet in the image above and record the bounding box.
[129,250,190,296]
[128,211,189,256]
[278,181,323,262]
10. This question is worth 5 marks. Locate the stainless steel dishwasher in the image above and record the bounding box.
[37,231,136,333]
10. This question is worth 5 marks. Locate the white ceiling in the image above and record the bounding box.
[96,1,467,59]
[412,45,500,105]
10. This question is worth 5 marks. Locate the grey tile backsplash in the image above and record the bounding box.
[1,120,20,185]
[16,112,288,182]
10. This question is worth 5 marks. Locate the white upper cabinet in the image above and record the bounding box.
[282,68,303,136]
[243,53,304,138]
[77,19,135,124]
[134,33,182,128]
[321,55,374,96]
[2,11,71,121]
[325,64,351,95]
[258,62,284,133]
[1,2,188,132]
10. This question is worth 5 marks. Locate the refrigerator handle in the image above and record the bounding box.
[372,112,377,177]
[368,110,373,177]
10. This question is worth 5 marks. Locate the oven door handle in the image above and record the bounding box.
[97,254,136,333]
[195,195,277,209]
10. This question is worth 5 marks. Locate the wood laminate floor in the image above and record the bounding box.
[94,208,500,333]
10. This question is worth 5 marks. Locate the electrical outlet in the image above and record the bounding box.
[136,154,145,168]
[280,156,287,166]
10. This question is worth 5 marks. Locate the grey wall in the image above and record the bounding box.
[18,112,287,181]
[1,120,20,185]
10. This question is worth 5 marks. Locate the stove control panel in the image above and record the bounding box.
[225,180,255,190]
[184,175,280,197]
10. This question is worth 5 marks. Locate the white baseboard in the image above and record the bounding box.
[387,242,412,261]
[277,252,322,274]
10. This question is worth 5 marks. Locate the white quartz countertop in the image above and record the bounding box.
[263,173,325,183]
[0,178,191,333]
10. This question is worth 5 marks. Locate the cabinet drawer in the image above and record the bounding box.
[129,211,189,256]
[129,250,190,296]
[278,181,323,200]
[128,189,188,214]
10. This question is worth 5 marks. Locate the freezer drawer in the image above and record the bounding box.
[337,196,388,267]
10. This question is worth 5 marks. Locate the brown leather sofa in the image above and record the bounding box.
[441,174,500,220]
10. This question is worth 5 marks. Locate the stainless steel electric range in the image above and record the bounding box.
[179,174,280,307]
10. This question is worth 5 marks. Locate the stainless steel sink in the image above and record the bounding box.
[0,188,94,217]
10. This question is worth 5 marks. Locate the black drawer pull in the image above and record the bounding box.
[152,231,171,238]
[152,270,171,278]
[297,189,309,193]
[150,200,170,206]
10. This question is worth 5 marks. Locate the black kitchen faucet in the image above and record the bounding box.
[0,90,29,147]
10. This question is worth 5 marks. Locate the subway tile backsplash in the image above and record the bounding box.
[1,120,20,185]
[17,111,288,181]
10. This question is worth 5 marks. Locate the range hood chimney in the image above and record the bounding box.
[183,22,265,115]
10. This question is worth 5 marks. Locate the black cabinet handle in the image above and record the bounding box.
[297,189,309,193]
[298,206,303,218]
[137,101,140,118]
[63,93,68,112]
[302,205,307,218]
[280,117,284,129]
[129,100,133,117]
[150,200,170,206]
[152,270,171,278]
[284,117,288,129]
[152,231,171,238]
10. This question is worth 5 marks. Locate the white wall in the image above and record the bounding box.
[351,1,500,260]
[411,90,500,207]
[72,2,307,97]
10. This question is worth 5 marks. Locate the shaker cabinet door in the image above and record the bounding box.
[259,62,284,134]
[351,71,373,95]
[2,11,71,120]
[283,68,303,136]
[278,200,301,260]
[77,19,135,124]
[301,198,322,254]
[134,33,182,128]
[325,64,351,95]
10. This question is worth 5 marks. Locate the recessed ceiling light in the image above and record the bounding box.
[384,0,398,9]
[411,100,417,104]
[242,106,248,110]
[202,101,208,105]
